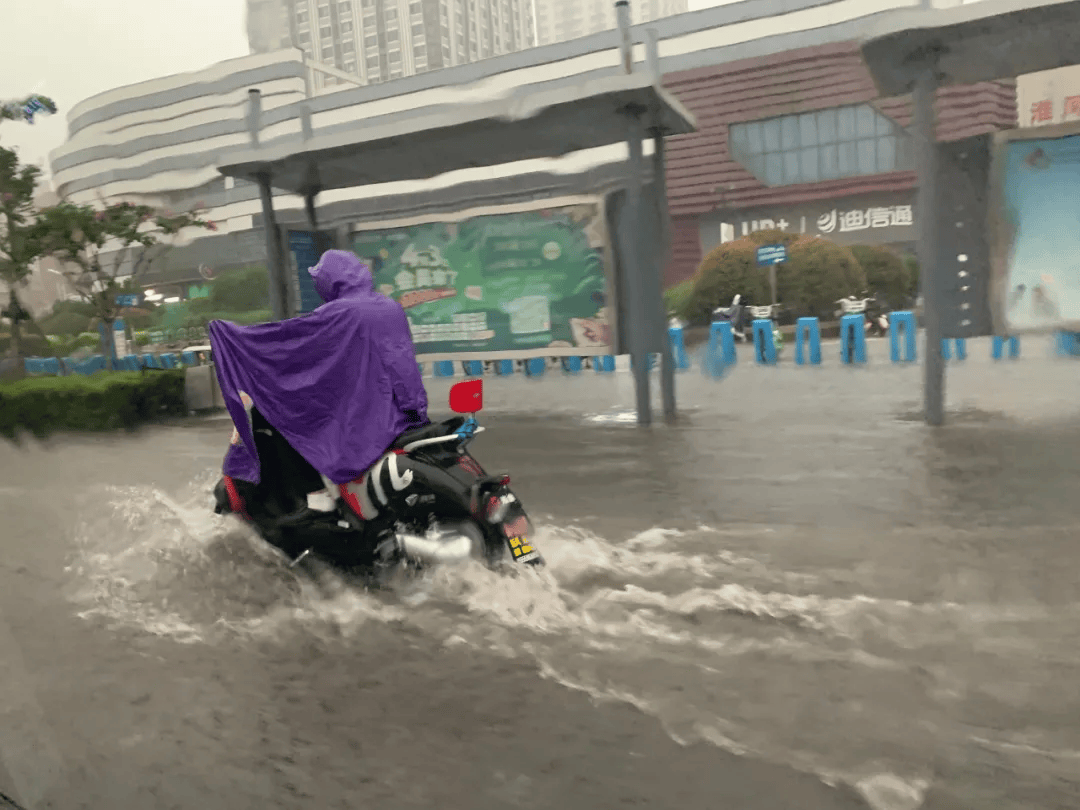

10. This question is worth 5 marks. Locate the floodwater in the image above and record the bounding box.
[3,336,1080,810]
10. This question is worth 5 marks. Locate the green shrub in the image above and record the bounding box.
[850,244,911,309]
[687,229,867,322]
[209,265,269,313]
[663,280,695,321]
[0,370,187,440]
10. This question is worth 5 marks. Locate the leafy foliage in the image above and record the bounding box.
[663,280,694,321]
[0,370,186,440]
[850,244,912,309]
[0,95,57,125]
[686,229,867,322]
[0,145,51,367]
[32,200,215,363]
[208,264,269,313]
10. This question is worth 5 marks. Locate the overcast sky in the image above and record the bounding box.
[0,0,730,181]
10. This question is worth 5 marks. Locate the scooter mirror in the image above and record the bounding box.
[449,378,483,414]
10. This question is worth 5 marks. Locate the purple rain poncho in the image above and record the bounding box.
[210,250,428,485]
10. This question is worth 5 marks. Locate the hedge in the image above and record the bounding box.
[0,370,187,440]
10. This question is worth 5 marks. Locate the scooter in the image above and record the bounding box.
[712,294,750,342]
[213,378,542,576]
[746,303,785,358]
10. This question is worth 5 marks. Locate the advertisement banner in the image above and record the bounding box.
[990,123,1080,334]
[345,199,613,360]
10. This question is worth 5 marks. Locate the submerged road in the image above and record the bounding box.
[2,336,1080,810]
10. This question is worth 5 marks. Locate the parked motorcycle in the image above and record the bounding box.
[836,295,889,337]
[712,294,751,342]
[213,378,542,577]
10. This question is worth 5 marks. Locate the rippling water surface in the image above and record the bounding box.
[3,337,1080,810]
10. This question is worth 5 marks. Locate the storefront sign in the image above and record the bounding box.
[699,192,916,257]
[345,200,613,359]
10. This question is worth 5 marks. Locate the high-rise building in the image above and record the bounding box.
[246,0,536,90]
[533,0,689,47]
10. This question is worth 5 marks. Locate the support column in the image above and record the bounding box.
[913,65,945,426]
[257,172,292,322]
[249,87,292,322]
[645,28,676,421]
[616,0,652,425]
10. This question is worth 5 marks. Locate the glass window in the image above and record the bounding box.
[341,20,352,32]
[743,122,762,154]
[857,139,876,174]
[783,152,800,183]
[319,6,330,18]
[838,141,856,175]
[820,144,838,179]
[799,148,819,183]
[728,104,909,186]
[781,117,799,151]
[877,135,897,172]
[816,109,837,143]
[837,107,856,140]
[856,106,876,138]
[764,153,783,185]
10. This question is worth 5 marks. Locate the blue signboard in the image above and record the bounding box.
[115,294,141,307]
[756,244,787,266]
[290,231,335,314]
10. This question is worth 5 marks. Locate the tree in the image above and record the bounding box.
[34,200,215,368]
[850,244,911,309]
[0,95,57,127]
[0,146,51,373]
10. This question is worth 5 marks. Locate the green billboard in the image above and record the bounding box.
[349,200,613,358]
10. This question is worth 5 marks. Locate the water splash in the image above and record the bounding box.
[63,475,1080,810]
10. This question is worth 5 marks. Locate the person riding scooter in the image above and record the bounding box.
[210,250,428,561]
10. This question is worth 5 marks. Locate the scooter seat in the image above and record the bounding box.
[391,416,465,451]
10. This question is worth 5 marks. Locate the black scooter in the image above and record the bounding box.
[213,379,542,576]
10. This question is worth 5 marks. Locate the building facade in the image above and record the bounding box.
[533,0,687,47]
[52,0,1019,299]
[660,41,1017,285]
[246,0,536,91]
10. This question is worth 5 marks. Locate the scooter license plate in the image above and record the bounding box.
[502,514,540,563]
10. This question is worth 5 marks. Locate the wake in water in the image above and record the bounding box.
[64,475,1080,810]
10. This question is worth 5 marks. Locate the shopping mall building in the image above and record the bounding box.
[50,0,1020,298]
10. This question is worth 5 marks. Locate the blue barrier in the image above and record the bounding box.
[560,356,583,373]
[668,326,690,370]
[73,355,106,375]
[525,357,545,376]
[463,360,484,376]
[180,351,198,366]
[794,317,821,366]
[1056,331,1080,357]
[160,353,179,369]
[704,321,735,379]
[433,361,455,377]
[751,319,777,365]
[992,336,1020,360]
[116,355,139,371]
[496,359,515,375]
[23,357,55,375]
[141,353,158,369]
[840,314,867,364]
[889,311,917,363]
[941,338,967,361]
[593,355,616,373]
